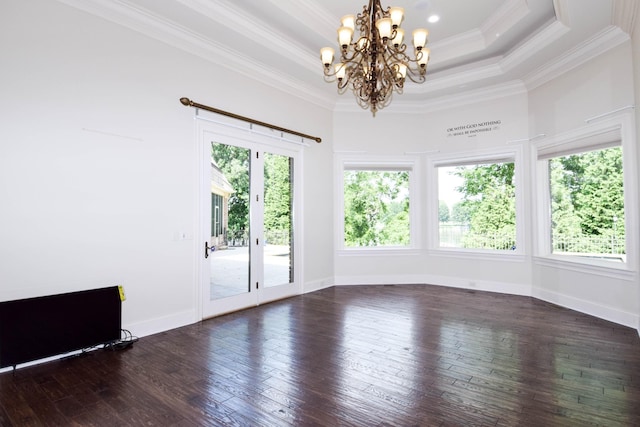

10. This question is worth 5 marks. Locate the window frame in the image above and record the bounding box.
[335,154,421,256]
[211,193,223,237]
[427,146,525,260]
[532,111,638,277]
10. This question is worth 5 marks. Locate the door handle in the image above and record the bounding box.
[204,242,215,258]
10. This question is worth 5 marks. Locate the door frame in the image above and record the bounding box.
[193,116,304,320]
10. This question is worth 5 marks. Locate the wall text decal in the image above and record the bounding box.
[447,120,502,138]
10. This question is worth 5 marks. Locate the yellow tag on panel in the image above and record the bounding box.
[118,285,126,302]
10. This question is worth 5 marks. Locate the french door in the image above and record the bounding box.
[197,120,301,319]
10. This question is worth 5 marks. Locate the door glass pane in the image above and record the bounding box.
[263,152,293,287]
[209,142,251,299]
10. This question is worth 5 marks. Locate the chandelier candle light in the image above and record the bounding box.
[320,0,430,115]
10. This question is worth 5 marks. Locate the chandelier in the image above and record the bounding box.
[320,0,430,115]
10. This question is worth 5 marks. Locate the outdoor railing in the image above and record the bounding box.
[439,224,514,250]
[439,224,625,255]
[552,233,625,255]
[225,229,290,247]
[226,229,249,247]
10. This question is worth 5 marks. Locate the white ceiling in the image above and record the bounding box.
[58,0,636,113]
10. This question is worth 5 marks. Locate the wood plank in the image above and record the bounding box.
[0,284,638,425]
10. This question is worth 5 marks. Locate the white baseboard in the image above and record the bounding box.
[334,274,532,296]
[334,275,639,333]
[424,274,532,296]
[533,287,639,330]
[123,309,197,339]
[335,274,427,286]
[303,277,335,293]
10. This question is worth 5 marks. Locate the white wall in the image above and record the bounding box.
[1,0,637,343]
[528,43,635,136]
[332,92,533,296]
[0,0,334,336]
[332,41,640,331]
[528,42,639,329]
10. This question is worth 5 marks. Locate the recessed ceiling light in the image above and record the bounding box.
[428,14,440,23]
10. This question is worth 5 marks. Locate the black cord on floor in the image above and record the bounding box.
[103,328,139,351]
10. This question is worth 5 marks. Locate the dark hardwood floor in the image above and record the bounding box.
[1,284,639,426]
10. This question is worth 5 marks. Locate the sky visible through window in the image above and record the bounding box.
[438,167,463,210]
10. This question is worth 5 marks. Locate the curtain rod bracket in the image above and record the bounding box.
[180,97,322,143]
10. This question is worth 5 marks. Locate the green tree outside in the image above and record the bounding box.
[438,200,450,222]
[445,147,625,255]
[211,143,250,234]
[450,201,471,223]
[550,146,625,254]
[343,170,409,246]
[264,153,292,245]
[453,162,516,250]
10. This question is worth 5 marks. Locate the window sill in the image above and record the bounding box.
[428,248,526,262]
[337,247,421,257]
[533,255,637,281]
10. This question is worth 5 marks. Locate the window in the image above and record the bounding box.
[438,162,516,250]
[537,123,627,263]
[548,147,624,261]
[429,147,523,255]
[338,156,419,251]
[534,115,637,270]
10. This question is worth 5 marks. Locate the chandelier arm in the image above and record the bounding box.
[404,71,427,84]
[382,48,427,84]
[337,74,352,91]
[388,43,408,56]
[340,49,367,64]
[378,50,404,90]
[385,48,410,64]
[323,51,366,83]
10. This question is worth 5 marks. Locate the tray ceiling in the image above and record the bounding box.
[57,0,636,112]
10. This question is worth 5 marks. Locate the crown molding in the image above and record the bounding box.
[409,17,568,97]
[500,19,570,72]
[56,0,334,110]
[553,0,571,26]
[424,12,617,97]
[407,1,626,100]
[260,0,337,46]
[523,25,630,90]
[418,80,527,114]
[481,0,530,45]
[428,0,529,66]
[429,29,487,65]
[612,0,639,35]
[54,0,627,116]
[334,80,527,115]
[176,0,318,73]
[416,60,505,95]
[335,21,629,115]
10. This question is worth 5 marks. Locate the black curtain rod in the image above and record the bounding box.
[180,97,322,143]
